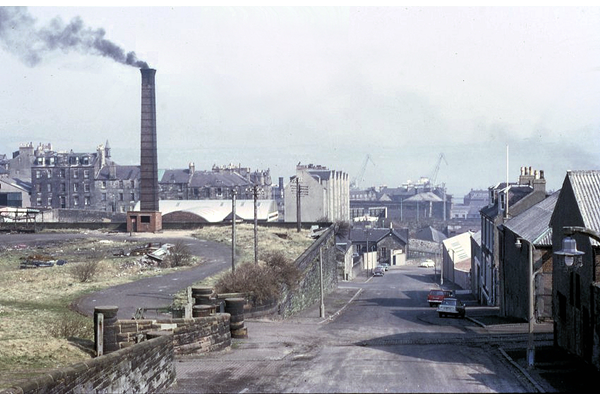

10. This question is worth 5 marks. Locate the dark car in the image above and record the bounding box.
[427,289,454,307]
[437,298,466,318]
[373,266,385,276]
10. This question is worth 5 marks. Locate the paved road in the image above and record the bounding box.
[165,264,543,393]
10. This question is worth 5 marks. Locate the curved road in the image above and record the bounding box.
[72,234,231,319]
[1,231,231,320]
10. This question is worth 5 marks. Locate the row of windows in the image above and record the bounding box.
[34,168,92,179]
[35,156,91,166]
[36,193,136,206]
[35,183,92,193]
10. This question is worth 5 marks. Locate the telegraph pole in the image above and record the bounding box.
[290,176,308,233]
[231,188,237,273]
[247,184,264,266]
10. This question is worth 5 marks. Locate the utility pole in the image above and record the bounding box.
[290,176,308,233]
[247,184,264,266]
[231,188,237,273]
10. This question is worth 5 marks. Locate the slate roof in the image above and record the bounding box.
[159,169,192,184]
[503,191,559,246]
[415,226,447,243]
[97,165,140,181]
[190,171,250,188]
[404,192,443,202]
[480,184,534,218]
[349,228,409,245]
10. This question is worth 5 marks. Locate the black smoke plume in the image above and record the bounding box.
[0,7,149,68]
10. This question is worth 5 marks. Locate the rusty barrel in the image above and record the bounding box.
[192,287,215,306]
[192,304,216,318]
[225,298,247,338]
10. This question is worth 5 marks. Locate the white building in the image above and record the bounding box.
[284,164,350,223]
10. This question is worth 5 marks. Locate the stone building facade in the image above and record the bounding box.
[284,164,350,223]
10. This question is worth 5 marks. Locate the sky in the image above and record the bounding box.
[1,6,599,200]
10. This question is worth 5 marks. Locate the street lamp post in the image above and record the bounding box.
[515,237,542,369]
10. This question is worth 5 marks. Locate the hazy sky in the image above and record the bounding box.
[1,6,599,199]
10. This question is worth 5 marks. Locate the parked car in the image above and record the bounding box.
[420,259,435,268]
[437,298,466,318]
[427,289,454,307]
[373,266,385,276]
[379,263,389,271]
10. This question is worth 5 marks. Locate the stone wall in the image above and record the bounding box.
[2,333,175,394]
[278,226,338,318]
[2,312,232,394]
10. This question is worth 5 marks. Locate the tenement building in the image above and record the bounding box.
[30,141,141,213]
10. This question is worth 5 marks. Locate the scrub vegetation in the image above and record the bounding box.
[0,226,315,390]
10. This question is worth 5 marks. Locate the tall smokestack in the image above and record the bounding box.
[139,68,159,212]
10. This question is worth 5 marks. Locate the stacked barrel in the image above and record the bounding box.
[190,287,248,338]
[191,287,217,317]
[224,297,248,339]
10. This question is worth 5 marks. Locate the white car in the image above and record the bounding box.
[420,259,435,268]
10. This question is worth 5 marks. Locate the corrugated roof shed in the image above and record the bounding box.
[568,170,600,245]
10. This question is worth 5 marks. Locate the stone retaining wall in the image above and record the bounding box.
[2,333,175,394]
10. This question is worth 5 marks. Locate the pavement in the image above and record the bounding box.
[279,266,599,394]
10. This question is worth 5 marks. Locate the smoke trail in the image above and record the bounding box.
[0,7,149,68]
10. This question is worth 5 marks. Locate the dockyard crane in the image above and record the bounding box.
[431,153,448,186]
[351,154,376,189]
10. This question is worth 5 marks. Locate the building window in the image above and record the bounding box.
[101,181,106,189]
[73,196,79,206]
[141,216,151,223]
[73,169,79,179]
[60,183,66,192]
[59,169,65,178]
[47,198,52,207]
[131,193,135,201]
[84,197,91,206]
[84,169,90,179]
[101,193,107,201]
[36,198,42,206]
[119,193,124,201]
[47,184,52,192]
[73,183,79,192]
[84,183,90,193]
[35,170,42,179]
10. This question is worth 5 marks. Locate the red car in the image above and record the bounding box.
[427,289,454,307]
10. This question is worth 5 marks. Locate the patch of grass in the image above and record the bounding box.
[0,227,314,389]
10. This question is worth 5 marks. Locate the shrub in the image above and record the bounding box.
[163,240,192,268]
[214,251,300,306]
[71,253,101,283]
[49,314,93,339]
